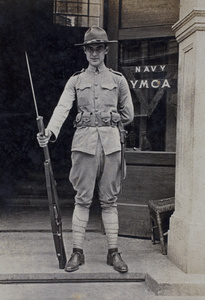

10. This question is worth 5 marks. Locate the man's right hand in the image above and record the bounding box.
[37,128,52,148]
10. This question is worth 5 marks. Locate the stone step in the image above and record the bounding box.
[0,282,154,300]
[0,272,145,284]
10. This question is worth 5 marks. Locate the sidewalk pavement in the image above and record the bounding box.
[0,205,205,299]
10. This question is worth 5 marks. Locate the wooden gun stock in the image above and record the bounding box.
[37,116,67,269]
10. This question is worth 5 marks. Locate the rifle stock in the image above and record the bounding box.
[44,160,67,269]
[37,116,67,269]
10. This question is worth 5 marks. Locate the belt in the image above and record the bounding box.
[74,111,121,128]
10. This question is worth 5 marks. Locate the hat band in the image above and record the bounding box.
[74,39,117,46]
[84,39,109,44]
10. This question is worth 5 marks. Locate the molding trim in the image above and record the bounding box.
[172,9,205,43]
[119,24,175,40]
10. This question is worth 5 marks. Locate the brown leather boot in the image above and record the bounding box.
[107,252,128,273]
[65,250,85,272]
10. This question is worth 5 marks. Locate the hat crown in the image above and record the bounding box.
[84,26,108,43]
[74,26,117,46]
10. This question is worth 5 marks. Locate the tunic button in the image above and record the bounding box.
[95,121,98,125]
[95,96,98,99]
[95,108,98,112]
[95,83,98,86]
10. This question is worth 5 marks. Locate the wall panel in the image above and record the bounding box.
[120,0,180,28]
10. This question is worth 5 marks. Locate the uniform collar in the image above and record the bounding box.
[87,64,107,73]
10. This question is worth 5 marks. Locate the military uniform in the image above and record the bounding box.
[39,25,134,273]
[47,64,133,208]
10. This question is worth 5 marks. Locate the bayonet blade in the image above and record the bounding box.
[25,51,39,117]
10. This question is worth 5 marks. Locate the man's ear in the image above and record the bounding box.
[105,46,109,55]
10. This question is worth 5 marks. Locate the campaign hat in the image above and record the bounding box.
[75,26,117,46]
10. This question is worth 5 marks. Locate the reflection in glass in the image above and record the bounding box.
[119,38,178,152]
[53,0,102,27]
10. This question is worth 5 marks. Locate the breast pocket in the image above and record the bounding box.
[101,83,118,106]
[76,83,92,107]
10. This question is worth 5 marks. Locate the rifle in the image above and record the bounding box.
[25,52,67,269]
[118,121,127,194]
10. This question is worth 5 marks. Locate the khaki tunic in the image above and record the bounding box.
[47,66,134,155]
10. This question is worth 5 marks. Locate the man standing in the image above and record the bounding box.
[37,26,134,273]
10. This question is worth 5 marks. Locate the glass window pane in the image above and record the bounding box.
[53,0,102,27]
[90,0,101,4]
[88,16,100,27]
[77,16,89,27]
[89,4,100,16]
[55,1,68,13]
[78,3,88,15]
[119,38,178,152]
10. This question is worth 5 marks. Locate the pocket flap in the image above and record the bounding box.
[111,112,121,123]
[101,83,117,90]
[76,83,92,91]
[101,112,111,123]
[82,112,91,123]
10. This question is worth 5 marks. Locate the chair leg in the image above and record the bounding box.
[150,216,156,244]
[156,213,167,255]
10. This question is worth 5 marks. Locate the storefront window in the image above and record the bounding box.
[53,0,103,27]
[119,38,178,152]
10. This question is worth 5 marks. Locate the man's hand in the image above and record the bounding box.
[37,128,52,148]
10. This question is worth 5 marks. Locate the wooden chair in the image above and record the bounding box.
[148,197,175,255]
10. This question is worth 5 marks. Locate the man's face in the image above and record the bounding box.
[84,44,109,68]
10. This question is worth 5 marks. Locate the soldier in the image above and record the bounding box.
[37,26,134,273]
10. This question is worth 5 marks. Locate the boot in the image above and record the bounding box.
[65,249,85,272]
[107,250,128,273]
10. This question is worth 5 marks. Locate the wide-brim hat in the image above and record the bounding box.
[74,26,117,46]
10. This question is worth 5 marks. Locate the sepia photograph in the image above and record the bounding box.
[0,0,205,299]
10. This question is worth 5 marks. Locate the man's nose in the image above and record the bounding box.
[92,50,98,55]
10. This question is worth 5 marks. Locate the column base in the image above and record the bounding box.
[168,213,205,274]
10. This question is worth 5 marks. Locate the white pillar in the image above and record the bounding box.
[168,1,205,274]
